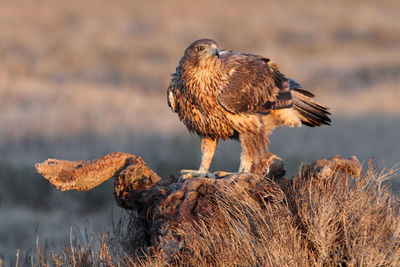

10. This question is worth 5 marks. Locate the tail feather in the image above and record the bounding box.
[290,86,331,127]
[268,64,331,127]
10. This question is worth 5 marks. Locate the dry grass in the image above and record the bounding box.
[30,163,400,267]
[1,0,400,149]
[1,0,399,150]
[1,0,400,168]
[1,0,400,166]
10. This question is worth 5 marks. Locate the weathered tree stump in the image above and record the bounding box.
[35,152,362,255]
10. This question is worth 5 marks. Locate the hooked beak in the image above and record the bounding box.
[213,47,220,58]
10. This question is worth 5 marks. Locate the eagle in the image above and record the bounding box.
[167,39,331,177]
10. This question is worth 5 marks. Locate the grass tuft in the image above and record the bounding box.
[31,163,400,266]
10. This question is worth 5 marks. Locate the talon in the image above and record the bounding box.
[213,171,233,178]
[180,170,215,179]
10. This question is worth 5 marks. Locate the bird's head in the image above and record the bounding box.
[183,39,220,68]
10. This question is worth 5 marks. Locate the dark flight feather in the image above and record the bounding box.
[291,87,331,127]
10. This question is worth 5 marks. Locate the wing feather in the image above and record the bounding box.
[218,51,292,115]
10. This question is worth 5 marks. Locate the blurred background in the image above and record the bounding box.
[1,0,399,264]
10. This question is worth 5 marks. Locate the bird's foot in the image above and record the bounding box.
[213,171,235,178]
[180,169,215,179]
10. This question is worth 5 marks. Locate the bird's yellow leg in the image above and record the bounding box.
[181,137,217,179]
[239,137,252,173]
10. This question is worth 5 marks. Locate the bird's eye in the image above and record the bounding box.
[197,46,205,51]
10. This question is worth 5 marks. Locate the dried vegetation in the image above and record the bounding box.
[32,154,400,266]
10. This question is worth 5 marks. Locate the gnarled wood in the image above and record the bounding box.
[299,155,362,180]
[35,152,161,192]
[35,152,362,253]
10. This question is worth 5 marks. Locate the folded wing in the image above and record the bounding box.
[218,51,293,115]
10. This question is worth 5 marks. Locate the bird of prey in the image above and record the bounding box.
[167,39,331,177]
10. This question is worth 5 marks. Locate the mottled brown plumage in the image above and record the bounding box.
[167,39,331,175]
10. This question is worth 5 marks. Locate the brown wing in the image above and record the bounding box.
[167,63,184,113]
[218,51,292,115]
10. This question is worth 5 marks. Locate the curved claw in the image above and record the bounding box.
[180,169,215,179]
[213,171,234,178]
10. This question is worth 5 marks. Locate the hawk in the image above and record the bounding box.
[167,39,331,177]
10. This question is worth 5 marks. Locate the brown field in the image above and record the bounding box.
[0,0,400,265]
